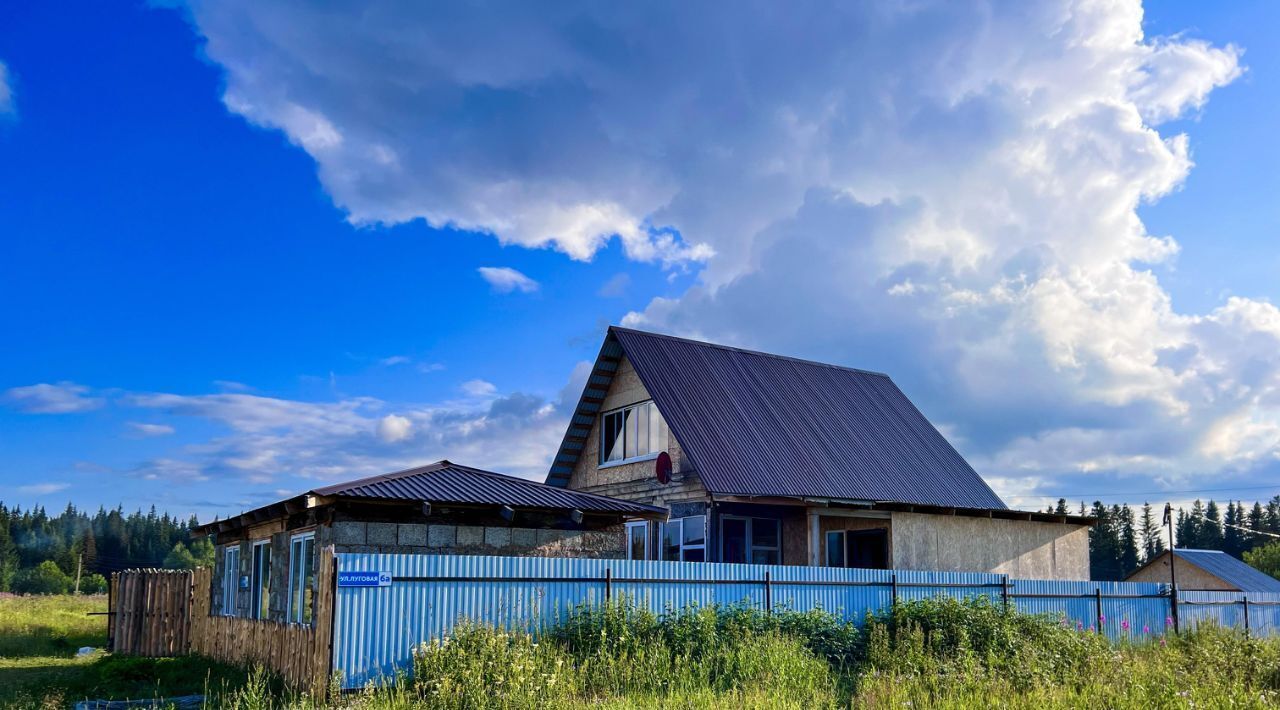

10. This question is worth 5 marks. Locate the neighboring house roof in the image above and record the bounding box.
[197,460,664,536]
[313,460,664,515]
[1165,549,1280,593]
[547,326,1008,510]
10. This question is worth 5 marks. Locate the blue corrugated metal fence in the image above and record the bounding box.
[330,553,1280,689]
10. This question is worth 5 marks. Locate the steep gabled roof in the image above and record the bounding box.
[547,327,1008,511]
[1169,549,1280,592]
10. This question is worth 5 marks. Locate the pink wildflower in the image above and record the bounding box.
[1121,619,1130,632]
[1142,625,1150,635]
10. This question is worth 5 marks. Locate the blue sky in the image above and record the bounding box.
[1,1,1278,521]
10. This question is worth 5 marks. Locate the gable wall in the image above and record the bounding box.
[567,354,706,510]
[1126,553,1235,590]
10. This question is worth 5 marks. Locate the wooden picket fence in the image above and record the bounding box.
[110,569,193,657]
[110,546,336,697]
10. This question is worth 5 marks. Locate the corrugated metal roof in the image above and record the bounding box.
[1172,549,1280,593]
[548,327,1007,510]
[315,460,664,515]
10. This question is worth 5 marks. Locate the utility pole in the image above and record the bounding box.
[1163,503,1179,634]
[74,553,83,595]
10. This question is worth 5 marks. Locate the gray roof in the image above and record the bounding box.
[548,327,1008,510]
[315,460,665,515]
[1172,549,1280,592]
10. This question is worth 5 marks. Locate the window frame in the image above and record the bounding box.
[287,532,317,626]
[660,515,706,562]
[825,528,889,570]
[719,516,781,565]
[825,531,846,568]
[250,539,271,620]
[625,521,649,561]
[222,546,240,617]
[599,400,667,467]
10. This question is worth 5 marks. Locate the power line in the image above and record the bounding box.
[1007,484,1280,502]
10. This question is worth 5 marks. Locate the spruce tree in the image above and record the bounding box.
[1139,503,1163,561]
[1248,502,1266,552]
[1203,500,1223,550]
[1223,502,1242,558]
[1118,504,1139,576]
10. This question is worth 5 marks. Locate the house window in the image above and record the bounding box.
[287,532,316,625]
[250,540,271,620]
[221,546,240,617]
[721,517,780,565]
[825,531,845,567]
[626,521,649,561]
[826,529,889,569]
[600,401,666,465]
[660,515,705,562]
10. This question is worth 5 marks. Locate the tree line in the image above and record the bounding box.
[1044,496,1280,581]
[0,501,214,594]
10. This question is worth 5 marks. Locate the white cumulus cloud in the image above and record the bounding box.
[5,382,105,414]
[477,266,540,294]
[171,0,1273,506]
[377,413,413,443]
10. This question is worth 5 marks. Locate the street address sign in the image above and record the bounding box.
[337,570,393,588]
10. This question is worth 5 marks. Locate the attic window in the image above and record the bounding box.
[600,400,666,465]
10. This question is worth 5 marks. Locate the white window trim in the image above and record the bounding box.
[250,539,270,620]
[625,521,650,561]
[222,546,239,617]
[661,515,706,562]
[598,400,666,466]
[287,532,316,625]
[720,516,781,565]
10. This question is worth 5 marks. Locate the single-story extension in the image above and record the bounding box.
[1125,548,1280,592]
[547,326,1094,579]
[194,461,664,622]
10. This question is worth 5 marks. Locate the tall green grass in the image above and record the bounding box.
[0,593,107,657]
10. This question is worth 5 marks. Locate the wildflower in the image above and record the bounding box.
[1159,637,1167,647]
[1166,616,1174,627]
[1121,619,1130,632]
[1099,613,1106,625]
[1142,625,1150,635]
[1077,620,1084,631]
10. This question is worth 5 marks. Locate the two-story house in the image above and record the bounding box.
[547,327,1093,580]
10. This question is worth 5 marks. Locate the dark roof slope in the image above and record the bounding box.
[548,327,1007,510]
[1172,549,1280,592]
[315,460,664,515]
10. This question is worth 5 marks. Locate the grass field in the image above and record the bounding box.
[0,594,252,709]
[3,593,1279,708]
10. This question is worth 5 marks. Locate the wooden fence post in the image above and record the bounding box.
[1094,588,1103,633]
[764,570,772,614]
[604,567,612,602]
[1001,575,1010,614]
[1243,595,1250,637]
[890,573,898,607]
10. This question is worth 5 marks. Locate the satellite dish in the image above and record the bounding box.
[655,451,672,484]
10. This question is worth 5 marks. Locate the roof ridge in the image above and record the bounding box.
[311,460,452,495]
[609,326,891,378]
